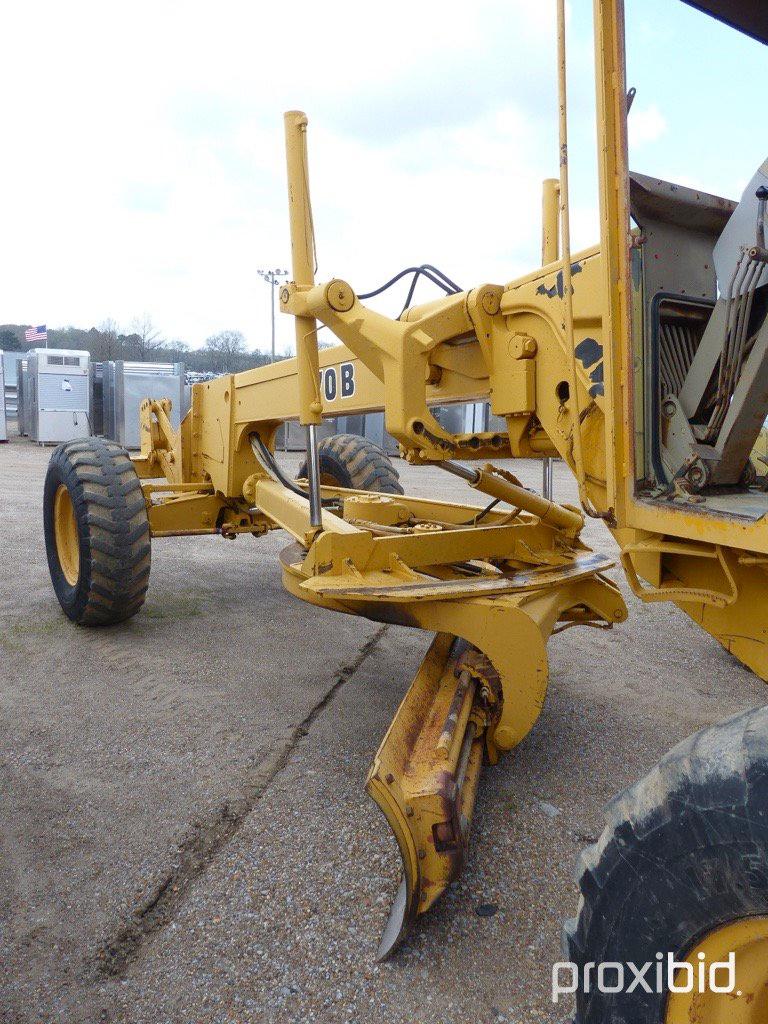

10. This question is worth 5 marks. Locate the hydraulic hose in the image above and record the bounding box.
[249,432,335,506]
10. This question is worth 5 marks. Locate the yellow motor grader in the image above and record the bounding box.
[43,0,768,1019]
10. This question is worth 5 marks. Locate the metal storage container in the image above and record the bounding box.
[487,406,507,433]
[27,349,91,444]
[17,358,29,436]
[432,402,489,435]
[334,414,365,439]
[335,413,399,456]
[274,418,338,452]
[2,351,19,423]
[362,412,399,455]
[102,360,185,449]
[90,362,105,437]
[0,353,7,442]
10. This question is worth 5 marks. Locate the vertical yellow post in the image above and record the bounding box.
[556,0,598,517]
[541,178,560,266]
[284,110,322,428]
[540,179,561,499]
[284,110,323,527]
[541,177,560,500]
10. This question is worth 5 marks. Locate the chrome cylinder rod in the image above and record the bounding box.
[305,424,323,528]
[437,459,480,484]
[543,457,554,501]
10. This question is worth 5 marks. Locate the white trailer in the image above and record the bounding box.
[0,353,7,442]
[27,349,91,444]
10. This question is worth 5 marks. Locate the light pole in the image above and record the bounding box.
[257,268,289,363]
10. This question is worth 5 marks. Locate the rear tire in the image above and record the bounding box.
[44,437,151,625]
[564,706,768,1022]
[298,433,403,494]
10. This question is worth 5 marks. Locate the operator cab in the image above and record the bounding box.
[626,0,768,518]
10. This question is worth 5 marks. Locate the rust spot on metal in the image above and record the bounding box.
[432,820,458,851]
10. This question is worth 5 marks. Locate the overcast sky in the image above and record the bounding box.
[1,1,764,353]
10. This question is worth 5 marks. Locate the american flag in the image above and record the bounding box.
[25,324,47,344]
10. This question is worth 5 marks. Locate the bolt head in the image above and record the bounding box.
[494,725,514,750]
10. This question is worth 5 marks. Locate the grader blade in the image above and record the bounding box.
[366,632,498,959]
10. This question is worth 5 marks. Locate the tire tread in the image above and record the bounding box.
[44,436,151,626]
[298,433,403,495]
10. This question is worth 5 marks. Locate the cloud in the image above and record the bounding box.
[629,104,668,147]
[0,0,601,352]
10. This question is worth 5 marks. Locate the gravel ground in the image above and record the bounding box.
[1,434,766,1024]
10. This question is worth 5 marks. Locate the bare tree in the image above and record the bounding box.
[204,330,246,373]
[129,314,165,360]
[96,319,123,360]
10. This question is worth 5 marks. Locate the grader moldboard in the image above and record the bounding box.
[43,1,768,1019]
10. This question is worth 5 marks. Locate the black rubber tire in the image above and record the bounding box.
[298,433,403,494]
[43,437,151,625]
[564,705,768,1023]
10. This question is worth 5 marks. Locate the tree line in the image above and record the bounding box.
[0,317,285,375]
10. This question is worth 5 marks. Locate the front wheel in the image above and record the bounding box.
[43,437,151,625]
[564,706,768,1023]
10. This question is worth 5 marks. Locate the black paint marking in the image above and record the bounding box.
[575,336,605,397]
[536,261,583,299]
[574,337,603,368]
[588,363,605,397]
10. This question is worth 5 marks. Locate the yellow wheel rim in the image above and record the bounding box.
[54,484,80,586]
[665,917,768,1023]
